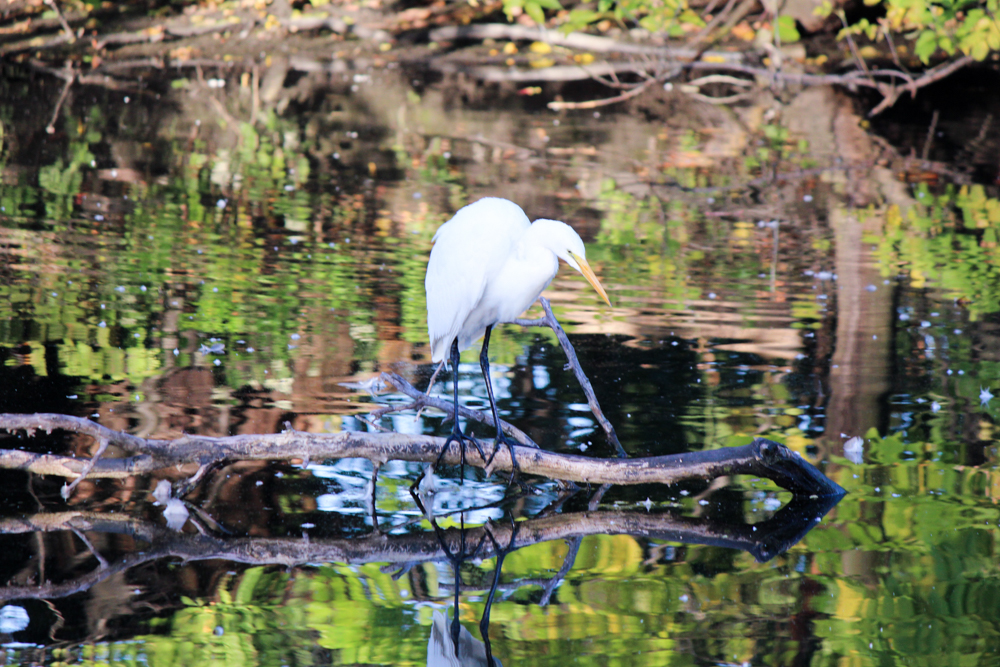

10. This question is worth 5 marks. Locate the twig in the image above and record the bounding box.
[921,109,939,161]
[425,361,446,393]
[44,0,75,43]
[378,372,538,448]
[690,0,738,43]
[548,76,662,111]
[513,297,625,457]
[61,436,108,499]
[45,73,74,135]
[880,22,913,89]
[685,73,755,104]
[70,528,108,569]
[866,56,974,116]
[538,536,581,605]
[837,11,874,84]
[428,23,721,57]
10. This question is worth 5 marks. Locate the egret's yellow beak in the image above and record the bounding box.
[569,252,612,308]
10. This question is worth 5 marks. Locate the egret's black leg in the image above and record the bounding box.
[479,325,521,485]
[435,338,487,482]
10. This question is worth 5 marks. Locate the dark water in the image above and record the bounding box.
[0,61,999,665]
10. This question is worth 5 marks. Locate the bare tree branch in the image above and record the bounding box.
[0,414,843,497]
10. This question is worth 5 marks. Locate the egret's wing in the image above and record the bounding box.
[426,220,488,360]
[425,198,529,362]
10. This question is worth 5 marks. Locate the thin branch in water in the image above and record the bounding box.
[588,483,613,509]
[867,55,974,116]
[922,108,940,161]
[837,10,874,84]
[379,372,538,448]
[539,536,581,605]
[370,462,381,532]
[61,436,108,499]
[548,75,660,111]
[416,360,447,421]
[71,528,109,570]
[46,73,74,135]
[513,297,625,457]
[177,460,217,498]
[425,360,446,394]
[358,413,393,432]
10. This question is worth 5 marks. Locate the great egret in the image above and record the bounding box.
[427,609,502,667]
[425,197,612,479]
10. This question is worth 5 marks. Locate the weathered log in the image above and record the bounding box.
[0,412,844,498]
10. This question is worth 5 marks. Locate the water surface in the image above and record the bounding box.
[0,62,999,665]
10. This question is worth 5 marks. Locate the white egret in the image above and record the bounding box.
[425,197,612,478]
[427,610,502,667]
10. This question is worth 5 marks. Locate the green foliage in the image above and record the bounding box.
[503,0,564,24]
[560,0,704,36]
[833,0,1000,64]
[775,15,801,42]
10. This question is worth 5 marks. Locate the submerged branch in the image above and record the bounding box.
[0,413,844,497]
[0,491,843,602]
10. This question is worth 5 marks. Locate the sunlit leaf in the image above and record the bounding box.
[777,15,801,42]
[525,1,546,24]
[914,30,938,62]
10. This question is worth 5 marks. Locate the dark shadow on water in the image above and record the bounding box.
[0,480,843,653]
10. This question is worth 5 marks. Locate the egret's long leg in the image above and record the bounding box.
[434,338,487,480]
[479,325,521,485]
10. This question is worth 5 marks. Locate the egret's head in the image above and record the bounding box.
[534,219,612,308]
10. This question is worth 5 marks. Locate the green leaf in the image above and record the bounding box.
[776,15,800,42]
[914,30,938,63]
[813,0,833,17]
[534,0,564,10]
[970,37,990,60]
[567,8,601,24]
[678,9,706,26]
[525,0,546,24]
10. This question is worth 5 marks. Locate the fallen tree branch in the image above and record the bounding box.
[0,491,844,603]
[548,75,664,110]
[427,29,975,117]
[430,24,744,62]
[0,413,844,497]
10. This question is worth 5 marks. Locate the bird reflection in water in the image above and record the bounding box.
[427,610,503,667]
[424,511,519,667]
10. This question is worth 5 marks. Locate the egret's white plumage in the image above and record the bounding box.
[427,610,502,667]
[421,197,610,481]
[426,197,610,362]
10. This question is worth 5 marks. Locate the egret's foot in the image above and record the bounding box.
[484,432,522,488]
[434,422,487,483]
